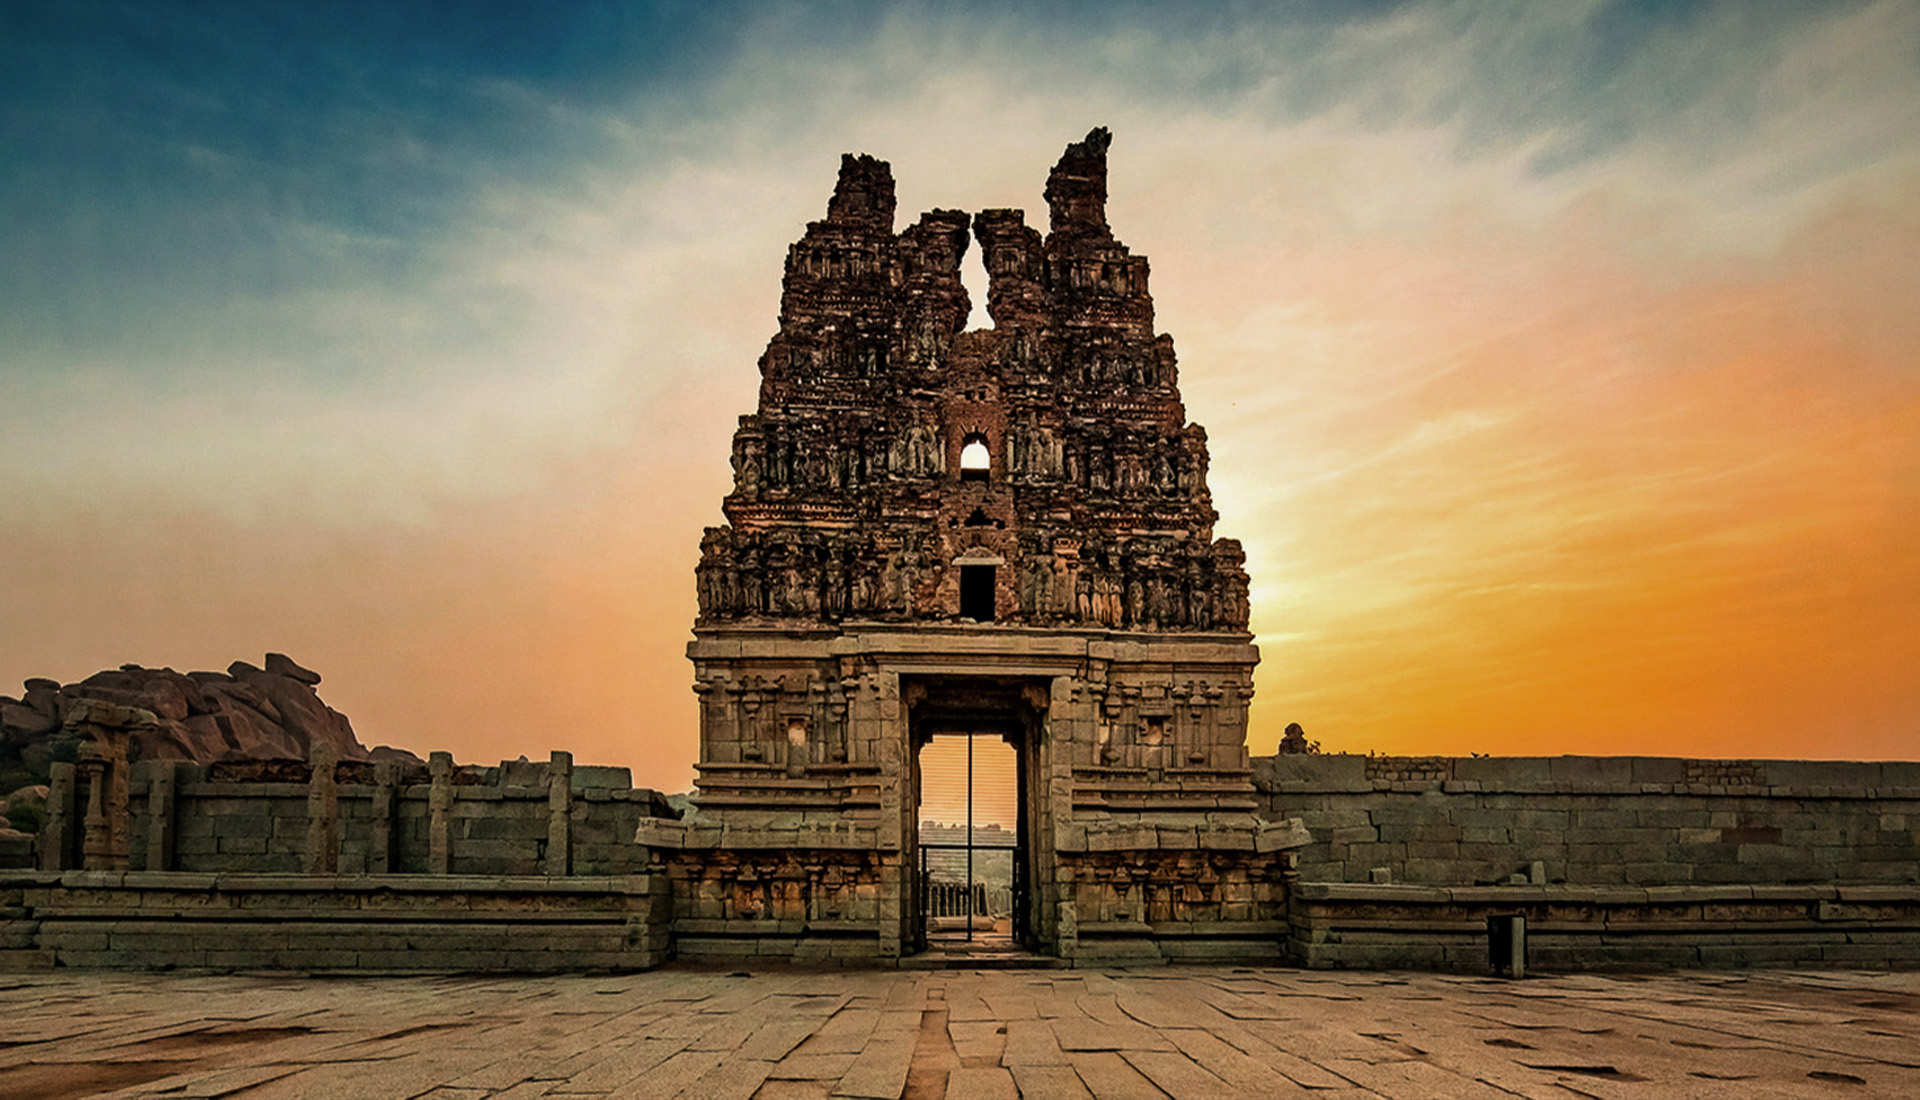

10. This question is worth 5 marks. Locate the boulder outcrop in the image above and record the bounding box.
[0,654,420,783]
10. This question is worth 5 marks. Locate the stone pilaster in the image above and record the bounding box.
[428,751,453,875]
[368,762,396,873]
[39,761,76,871]
[545,750,573,877]
[304,742,338,874]
[142,760,177,872]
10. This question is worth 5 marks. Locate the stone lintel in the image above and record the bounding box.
[691,625,1258,668]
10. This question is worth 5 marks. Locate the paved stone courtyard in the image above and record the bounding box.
[2,966,1916,1099]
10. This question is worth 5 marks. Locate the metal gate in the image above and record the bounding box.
[917,732,1020,945]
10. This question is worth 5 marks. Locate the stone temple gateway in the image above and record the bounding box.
[5,131,1916,976]
[643,129,1310,963]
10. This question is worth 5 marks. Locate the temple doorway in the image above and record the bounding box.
[917,733,1018,948]
[905,677,1046,956]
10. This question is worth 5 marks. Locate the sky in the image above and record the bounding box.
[3,1,1917,790]
[920,735,1018,830]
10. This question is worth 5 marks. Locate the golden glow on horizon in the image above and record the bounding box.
[918,735,1019,831]
[1227,198,1920,761]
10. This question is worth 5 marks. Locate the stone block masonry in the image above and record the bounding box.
[4,743,1917,972]
[1260,754,1920,970]
[678,126,1287,965]
[0,871,669,973]
[0,739,679,972]
[54,748,674,879]
[1288,881,1920,971]
[1258,754,1920,889]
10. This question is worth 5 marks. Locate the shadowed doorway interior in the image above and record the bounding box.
[917,733,1017,947]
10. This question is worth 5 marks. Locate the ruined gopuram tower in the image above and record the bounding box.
[644,130,1308,964]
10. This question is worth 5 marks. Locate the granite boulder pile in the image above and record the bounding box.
[0,653,419,782]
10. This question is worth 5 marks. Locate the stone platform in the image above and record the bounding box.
[2,966,1915,1098]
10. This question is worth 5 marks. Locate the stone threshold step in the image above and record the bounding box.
[901,947,1069,970]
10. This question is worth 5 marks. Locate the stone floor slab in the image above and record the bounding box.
[1007,1063,1093,1100]
[943,1065,1019,1100]
[1,966,1916,1099]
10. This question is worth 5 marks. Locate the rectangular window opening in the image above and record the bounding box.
[959,565,996,622]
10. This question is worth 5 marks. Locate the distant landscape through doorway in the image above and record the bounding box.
[917,733,1018,946]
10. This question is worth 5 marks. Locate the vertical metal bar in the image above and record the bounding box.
[960,733,975,940]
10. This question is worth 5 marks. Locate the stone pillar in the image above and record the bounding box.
[305,742,339,875]
[428,751,454,875]
[69,700,140,872]
[874,672,905,852]
[368,762,396,873]
[1047,675,1087,959]
[545,750,573,877]
[827,678,850,764]
[81,760,129,871]
[39,762,76,872]
[873,672,904,958]
[633,864,674,967]
[143,761,177,872]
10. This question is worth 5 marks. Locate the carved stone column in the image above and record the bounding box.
[66,698,146,872]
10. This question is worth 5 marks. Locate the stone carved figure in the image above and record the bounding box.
[880,553,904,614]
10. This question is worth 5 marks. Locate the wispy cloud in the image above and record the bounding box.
[2,1,1915,779]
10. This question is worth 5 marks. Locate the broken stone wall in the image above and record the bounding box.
[38,750,673,878]
[1,747,679,972]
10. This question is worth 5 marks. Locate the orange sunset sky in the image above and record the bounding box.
[3,2,1917,791]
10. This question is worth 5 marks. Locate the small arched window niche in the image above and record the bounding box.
[959,433,991,482]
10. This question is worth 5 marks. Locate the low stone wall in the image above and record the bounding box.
[1259,754,1920,970]
[11,745,1917,972]
[42,750,673,878]
[2,738,683,973]
[0,870,669,972]
[1258,755,1920,888]
[1289,881,1920,971]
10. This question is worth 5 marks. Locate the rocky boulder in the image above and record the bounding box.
[0,654,422,781]
[0,784,48,835]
